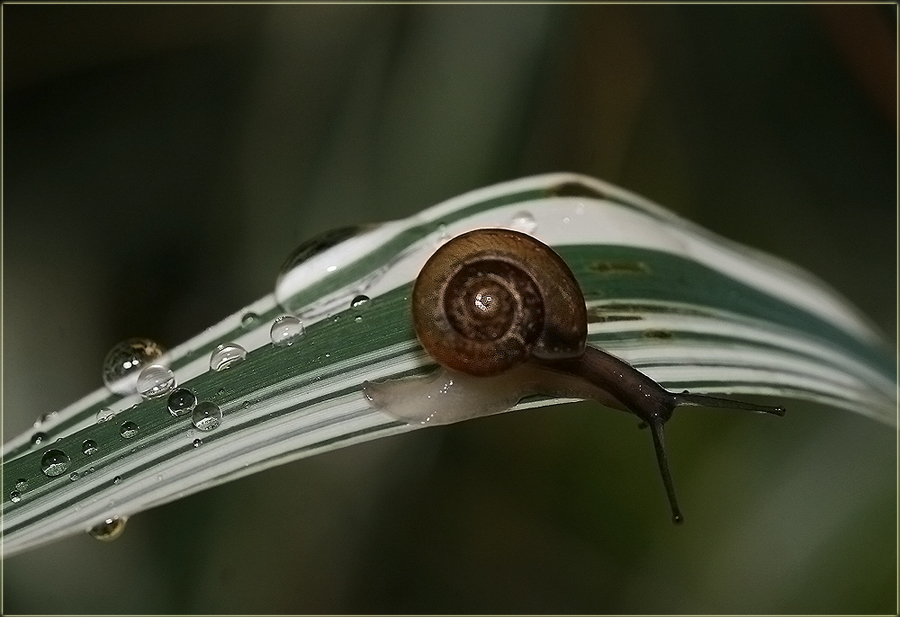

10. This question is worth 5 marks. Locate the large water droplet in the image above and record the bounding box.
[102,338,165,396]
[88,516,127,542]
[510,211,537,233]
[210,343,247,371]
[350,295,369,308]
[82,440,99,455]
[167,388,196,417]
[137,364,176,399]
[40,449,71,477]
[120,421,139,439]
[10,491,21,503]
[191,401,222,432]
[270,315,304,347]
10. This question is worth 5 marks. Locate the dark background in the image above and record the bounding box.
[4,4,896,614]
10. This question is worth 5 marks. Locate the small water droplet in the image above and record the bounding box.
[69,472,80,482]
[192,438,202,448]
[33,411,58,428]
[241,400,251,410]
[102,338,165,396]
[10,491,21,503]
[510,211,537,233]
[350,295,369,308]
[31,432,48,446]
[15,479,27,491]
[191,401,222,432]
[240,312,259,328]
[96,407,115,423]
[354,315,363,323]
[82,439,99,455]
[40,449,71,477]
[113,476,122,485]
[217,388,225,397]
[167,388,196,417]
[209,343,247,371]
[120,421,139,439]
[89,516,127,542]
[562,216,571,225]
[270,315,304,347]
[137,364,176,399]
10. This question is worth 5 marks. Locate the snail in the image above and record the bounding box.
[364,228,785,523]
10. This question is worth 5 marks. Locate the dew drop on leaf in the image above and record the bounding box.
[119,421,139,439]
[82,440,98,455]
[96,407,114,424]
[240,312,259,328]
[270,315,304,347]
[209,343,247,371]
[510,211,537,233]
[136,364,176,399]
[10,491,21,503]
[167,388,197,417]
[88,516,127,542]
[350,295,369,308]
[40,449,71,477]
[191,402,222,432]
[102,338,165,396]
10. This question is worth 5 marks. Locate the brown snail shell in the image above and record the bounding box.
[412,228,586,376]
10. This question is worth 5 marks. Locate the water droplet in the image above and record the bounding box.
[79,439,97,456]
[241,312,259,328]
[241,400,251,410]
[191,401,222,432]
[350,295,369,308]
[113,476,122,485]
[88,516,127,542]
[15,479,27,491]
[354,315,363,323]
[120,421,139,439]
[192,438,202,448]
[167,388,196,417]
[96,407,115,423]
[40,449,71,477]
[10,492,21,503]
[217,388,226,397]
[209,343,247,371]
[270,315,304,347]
[510,211,537,233]
[31,432,48,446]
[136,364,176,399]
[69,472,80,482]
[102,338,165,396]
[33,411,58,428]
[275,225,369,313]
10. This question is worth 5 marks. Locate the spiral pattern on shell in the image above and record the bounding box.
[412,228,588,376]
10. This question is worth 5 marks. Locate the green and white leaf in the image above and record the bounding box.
[2,173,895,557]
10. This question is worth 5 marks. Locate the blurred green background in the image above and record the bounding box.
[4,4,896,614]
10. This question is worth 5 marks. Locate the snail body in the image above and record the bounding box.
[364,228,785,523]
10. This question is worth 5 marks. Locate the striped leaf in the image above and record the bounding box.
[2,173,895,557]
